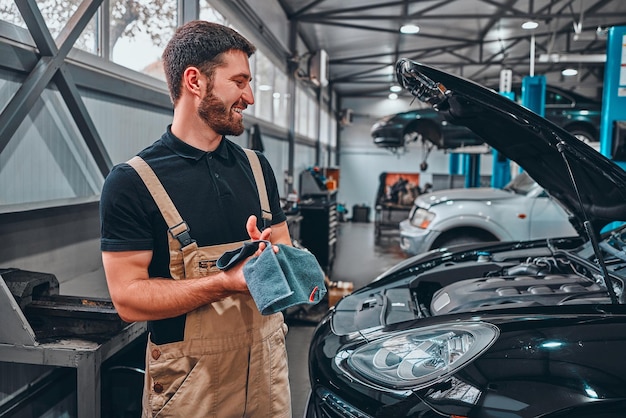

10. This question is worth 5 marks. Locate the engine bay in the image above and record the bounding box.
[332,243,625,335]
[427,255,610,316]
[414,248,626,318]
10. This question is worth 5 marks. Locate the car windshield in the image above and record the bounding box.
[502,171,538,195]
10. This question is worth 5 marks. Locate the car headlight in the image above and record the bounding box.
[345,322,499,390]
[410,208,435,228]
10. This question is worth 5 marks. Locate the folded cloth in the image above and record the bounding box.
[217,240,327,315]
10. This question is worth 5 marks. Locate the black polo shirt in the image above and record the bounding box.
[100,126,286,343]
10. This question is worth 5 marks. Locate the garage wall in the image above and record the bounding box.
[0,46,315,293]
[336,96,495,220]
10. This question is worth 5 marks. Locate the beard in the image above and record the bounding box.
[198,91,245,136]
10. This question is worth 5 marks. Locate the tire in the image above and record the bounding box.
[404,120,441,148]
[567,127,596,144]
[433,231,497,250]
[403,130,420,144]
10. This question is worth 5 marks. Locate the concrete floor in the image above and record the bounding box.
[286,220,408,417]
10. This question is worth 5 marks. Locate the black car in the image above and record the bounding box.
[371,83,601,149]
[307,60,626,418]
[371,106,485,149]
[511,84,602,144]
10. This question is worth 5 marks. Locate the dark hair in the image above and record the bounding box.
[162,20,256,103]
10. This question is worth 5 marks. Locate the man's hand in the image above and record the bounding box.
[246,215,279,253]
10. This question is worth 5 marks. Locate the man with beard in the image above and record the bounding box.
[99,21,292,417]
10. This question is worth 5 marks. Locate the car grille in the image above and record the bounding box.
[313,387,371,418]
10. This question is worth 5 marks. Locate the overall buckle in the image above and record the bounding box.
[168,222,195,248]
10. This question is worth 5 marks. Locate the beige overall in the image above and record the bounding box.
[128,149,291,418]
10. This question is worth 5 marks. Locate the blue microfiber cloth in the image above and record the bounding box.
[217,241,327,315]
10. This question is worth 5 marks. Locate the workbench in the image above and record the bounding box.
[0,268,147,417]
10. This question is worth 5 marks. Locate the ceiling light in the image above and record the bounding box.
[400,24,420,34]
[389,85,402,92]
[561,68,578,76]
[388,93,398,100]
[258,84,273,91]
[538,53,606,63]
[522,21,539,30]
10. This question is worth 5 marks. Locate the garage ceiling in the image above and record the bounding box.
[277,0,626,99]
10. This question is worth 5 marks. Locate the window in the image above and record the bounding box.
[253,50,274,122]
[307,94,318,138]
[273,68,289,128]
[0,1,26,29]
[0,1,98,54]
[109,0,177,79]
[199,1,228,24]
[545,89,573,106]
[296,87,308,136]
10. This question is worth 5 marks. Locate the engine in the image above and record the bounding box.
[429,255,611,316]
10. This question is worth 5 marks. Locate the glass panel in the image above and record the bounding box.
[75,11,99,54]
[110,0,177,80]
[0,74,103,206]
[254,50,273,122]
[199,1,228,24]
[273,68,288,128]
[330,115,337,147]
[308,94,318,138]
[296,87,308,136]
[319,109,329,144]
[38,1,80,39]
[0,1,97,53]
[0,1,26,28]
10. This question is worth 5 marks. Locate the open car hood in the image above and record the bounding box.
[396,59,626,232]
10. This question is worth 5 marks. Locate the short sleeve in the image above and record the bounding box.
[100,163,156,252]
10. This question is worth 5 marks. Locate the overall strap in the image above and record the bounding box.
[127,156,194,248]
[243,148,273,228]
[127,149,272,243]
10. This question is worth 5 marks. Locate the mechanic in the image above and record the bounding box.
[99,20,292,417]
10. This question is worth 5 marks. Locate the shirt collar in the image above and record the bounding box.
[163,125,229,161]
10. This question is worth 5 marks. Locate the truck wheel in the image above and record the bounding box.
[434,232,497,250]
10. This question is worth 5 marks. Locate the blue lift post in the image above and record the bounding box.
[492,74,546,189]
[463,153,480,188]
[519,75,547,179]
[599,25,626,232]
[491,90,516,189]
[459,74,547,189]
[448,152,463,189]
[447,129,480,187]
[599,26,626,170]
[449,152,461,175]
[521,75,547,118]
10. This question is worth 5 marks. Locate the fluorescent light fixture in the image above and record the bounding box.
[400,24,420,34]
[522,20,539,30]
[388,93,398,100]
[538,53,606,63]
[390,85,402,92]
[561,68,578,76]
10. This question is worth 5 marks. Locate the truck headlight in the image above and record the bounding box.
[410,208,435,228]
